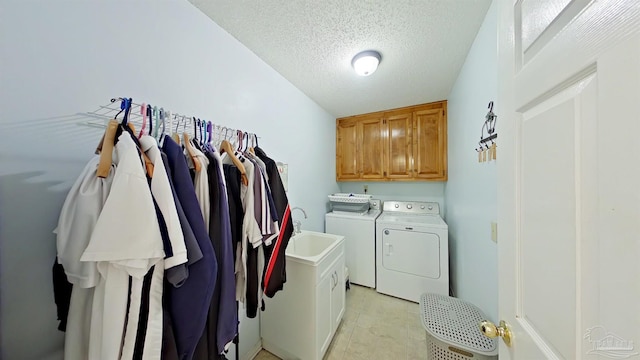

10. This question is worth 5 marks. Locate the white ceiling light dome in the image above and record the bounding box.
[351,50,382,76]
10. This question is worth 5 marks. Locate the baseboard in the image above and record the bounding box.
[261,340,299,360]
[242,339,263,360]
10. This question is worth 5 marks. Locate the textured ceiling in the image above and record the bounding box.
[189,0,492,118]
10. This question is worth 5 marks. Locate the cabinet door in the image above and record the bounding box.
[330,260,346,332]
[358,116,385,179]
[413,108,447,180]
[317,275,333,357]
[384,112,413,179]
[336,119,359,180]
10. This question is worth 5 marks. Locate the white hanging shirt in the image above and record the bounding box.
[81,132,165,360]
[139,135,188,269]
[56,155,115,360]
[56,156,114,289]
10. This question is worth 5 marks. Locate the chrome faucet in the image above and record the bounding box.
[291,207,307,234]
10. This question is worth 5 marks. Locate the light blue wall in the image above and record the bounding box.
[444,1,498,321]
[0,1,339,359]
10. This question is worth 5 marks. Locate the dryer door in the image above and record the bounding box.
[381,228,440,279]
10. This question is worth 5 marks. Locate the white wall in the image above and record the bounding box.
[0,1,339,359]
[444,1,498,321]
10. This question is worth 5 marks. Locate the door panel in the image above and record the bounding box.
[413,109,445,179]
[519,0,572,50]
[518,0,591,63]
[499,0,640,359]
[381,229,440,278]
[336,119,358,180]
[317,275,332,357]
[519,78,595,359]
[331,261,345,331]
[359,117,385,179]
[385,113,413,179]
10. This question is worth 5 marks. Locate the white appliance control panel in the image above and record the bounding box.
[382,201,440,215]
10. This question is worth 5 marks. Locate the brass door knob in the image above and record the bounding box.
[479,320,512,347]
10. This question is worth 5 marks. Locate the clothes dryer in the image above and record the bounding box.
[376,201,449,302]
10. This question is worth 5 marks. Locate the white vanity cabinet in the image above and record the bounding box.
[317,254,346,356]
[261,231,346,360]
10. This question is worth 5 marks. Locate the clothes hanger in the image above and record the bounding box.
[196,118,203,147]
[248,133,257,154]
[214,125,222,147]
[153,107,164,139]
[221,127,230,148]
[95,98,130,155]
[199,119,206,147]
[206,121,213,150]
[183,117,201,172]
[96,121,119,178]
[220,138,248,186]
[97,98,130,178]
[147,105,153,136]
[159,110,169,147]
[241,131,249,154]
[122,99,154,177]
[200,119,207,147]
[236,130,243,152]
[217,126,228,149]
[138,103,147,138]
[171,114,181,145]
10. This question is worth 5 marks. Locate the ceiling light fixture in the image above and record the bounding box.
[351,50,381,76]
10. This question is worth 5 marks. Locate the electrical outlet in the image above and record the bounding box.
[364,185,368,194]
[491,222,498,243]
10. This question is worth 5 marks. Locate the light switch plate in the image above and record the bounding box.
[491,222,498,243]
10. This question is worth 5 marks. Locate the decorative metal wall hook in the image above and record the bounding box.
[476,101,499,162]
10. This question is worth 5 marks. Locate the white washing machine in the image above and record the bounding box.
[376,201,449,302]
[325,199,381,288]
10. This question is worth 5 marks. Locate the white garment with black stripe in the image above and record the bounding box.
[80,132,165,360]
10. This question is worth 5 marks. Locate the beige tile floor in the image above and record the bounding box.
[254,284,428,360]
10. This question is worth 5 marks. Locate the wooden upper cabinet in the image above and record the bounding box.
[336,100,447,182]
[359,116,385,179]
[413,108,447,179]
[336,119,359,180]
[384,112,413,179]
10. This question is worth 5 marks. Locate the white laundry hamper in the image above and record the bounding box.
[419,293,498,360]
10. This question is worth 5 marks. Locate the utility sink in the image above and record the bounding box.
[286,231,343,266]
[263,230,346,360]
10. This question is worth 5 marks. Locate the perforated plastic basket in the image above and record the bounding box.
[327,193,372,204]
[328,193,373,213]
[419,293,497,360]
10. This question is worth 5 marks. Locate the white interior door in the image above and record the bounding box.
[497,0,640,359]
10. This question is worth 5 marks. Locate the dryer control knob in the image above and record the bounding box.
[428,205,433,210]
[420,205,425,209]
[394,204,399,208]
[384,230,389,235]
[407,204,413,209]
